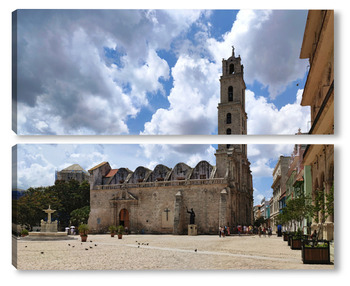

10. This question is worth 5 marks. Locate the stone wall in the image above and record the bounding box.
[88,181,230,235]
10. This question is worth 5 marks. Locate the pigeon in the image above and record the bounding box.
[25,246,27,248]
[85,248,88,250]
[90,240,92,243]
[195,249,197,252]
[94,244,97,246]
[138,246,140,248]
[138,243,140,245]
[89,246,93,249]
[68,244,70,246]
[72,246,75,248]
[41,252,44,254]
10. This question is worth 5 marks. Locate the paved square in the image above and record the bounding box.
[14,234,334,270]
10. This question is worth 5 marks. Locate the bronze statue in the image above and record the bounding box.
[186,207,195,224]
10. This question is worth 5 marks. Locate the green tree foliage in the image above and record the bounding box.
[253,216,266,227]
[275,194,313,229]
[16,187,61,230]
[70,206,90,226]
[16,180,90,230]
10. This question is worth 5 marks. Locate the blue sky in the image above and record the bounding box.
[14,9,310,135]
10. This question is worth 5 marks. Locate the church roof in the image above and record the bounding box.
[105,169,118,178]
[88,161,108,172]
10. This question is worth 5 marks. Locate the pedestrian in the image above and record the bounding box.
[221,227,225,238]
[219,226,221,237]
[311,229,317,240]
[258,226,262,237]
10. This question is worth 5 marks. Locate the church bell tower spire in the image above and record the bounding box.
[215,47,248,178]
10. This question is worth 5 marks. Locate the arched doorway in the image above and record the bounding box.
[119,209,130,228]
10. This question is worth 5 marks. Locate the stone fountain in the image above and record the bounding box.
[25,205,74,241]
[40,205,58,232]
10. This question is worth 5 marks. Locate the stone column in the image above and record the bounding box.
[219,189,228,227]
[173,191,182,234]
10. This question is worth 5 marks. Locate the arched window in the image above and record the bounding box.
[228,86,233,102]
[226,128,231,135]
[226,113,231,124]
[226,144,231,149]
[229,64,234,74]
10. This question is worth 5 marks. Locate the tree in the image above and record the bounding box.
[311,184,334,239]
[16,187,61,230]
[70,206,90,226]
[15,180,90,230]
[254,216,266,227]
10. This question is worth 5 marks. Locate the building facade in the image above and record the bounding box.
[300,10,334,135]
[88,49,254,234]
[300,10,334,240]
[270,156,290,232]
[56,164,90,184]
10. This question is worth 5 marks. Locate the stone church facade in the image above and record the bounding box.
[88,49,254,234]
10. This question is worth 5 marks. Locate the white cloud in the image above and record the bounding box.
[246,89,310,134]
[140,144,216,168]
[15,10,201,135]
[141,55,220,135]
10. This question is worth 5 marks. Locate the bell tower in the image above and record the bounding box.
[215,46,248,178]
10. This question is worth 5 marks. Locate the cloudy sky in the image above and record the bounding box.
[14,9,310,135]
[15,143,295,205]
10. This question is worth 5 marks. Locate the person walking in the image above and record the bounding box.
[219,226,222,237]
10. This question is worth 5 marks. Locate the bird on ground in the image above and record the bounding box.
[95,244,97,246]
[25,246,27,248]
[72,246,75,248]
[195,249,197,252]
[68,244,70,246]
[90,246,93,249]
[41,252,44,254]
[85,248,88,250]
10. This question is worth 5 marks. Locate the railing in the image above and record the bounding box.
[96,178,227,190]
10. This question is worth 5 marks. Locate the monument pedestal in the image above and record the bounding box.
[188,224,197,236]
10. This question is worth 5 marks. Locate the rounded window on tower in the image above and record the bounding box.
[226,128,231,135]
[226,113,231,124]
[228,86,233,102]
[229,64,234,74]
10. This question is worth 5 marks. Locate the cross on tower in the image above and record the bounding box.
[164,208,170,221]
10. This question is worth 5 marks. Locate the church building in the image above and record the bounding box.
[88,48,254,234]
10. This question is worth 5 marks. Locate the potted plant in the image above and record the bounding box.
[117,225,125,239]
[21,229,29,237]
[78,224,89,242]
[302,240,331,264]
[290,228,308,250]
[109,225,117,237]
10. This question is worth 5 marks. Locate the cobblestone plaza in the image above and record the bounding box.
[14,234,334,270]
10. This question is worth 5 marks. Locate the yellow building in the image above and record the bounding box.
[300,10,334,135]
[300,10,334,241]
